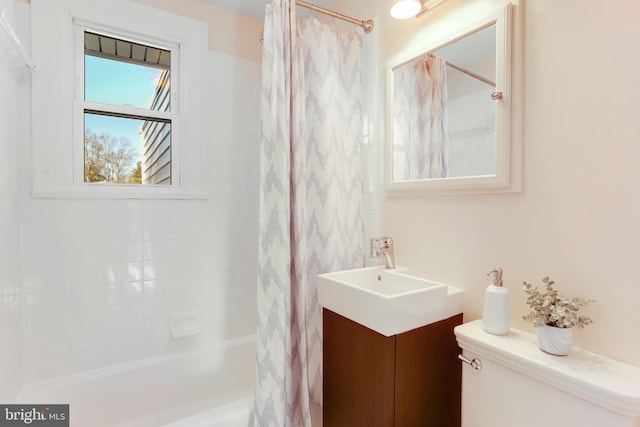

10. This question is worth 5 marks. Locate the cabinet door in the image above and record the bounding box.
[323,309,396,427]
[395,314,462,427]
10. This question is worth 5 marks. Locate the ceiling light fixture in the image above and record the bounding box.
[390,0,421,20]
[390,0,449,19]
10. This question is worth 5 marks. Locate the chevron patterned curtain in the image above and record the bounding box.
[254,1,365,426]
[392,55,449,180]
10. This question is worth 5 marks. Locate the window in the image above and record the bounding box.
[31,0,208,198]
[80,30,175,185]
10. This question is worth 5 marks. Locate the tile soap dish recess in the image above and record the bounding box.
[170,311,201,338]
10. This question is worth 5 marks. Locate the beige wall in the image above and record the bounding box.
[134,0,263,61]
[331,0,640,366]
[138,0,640,365]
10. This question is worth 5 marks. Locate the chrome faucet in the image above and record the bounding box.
[370,237,395,269]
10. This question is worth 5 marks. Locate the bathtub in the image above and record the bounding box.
[17,337,256,427]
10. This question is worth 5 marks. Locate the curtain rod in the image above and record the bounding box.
[295,0,374,33]
[444,59,495,88]
[0,11,35,70]
[427,54,495,88]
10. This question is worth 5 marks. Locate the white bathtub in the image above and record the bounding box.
[17,337,256,427]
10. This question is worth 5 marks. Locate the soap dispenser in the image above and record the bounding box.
[482,267,510,335]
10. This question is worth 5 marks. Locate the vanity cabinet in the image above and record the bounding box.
[323,309,462,427]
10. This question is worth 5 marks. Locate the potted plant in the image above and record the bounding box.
[522,277,594,355]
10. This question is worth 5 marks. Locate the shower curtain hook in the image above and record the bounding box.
[330,13,338,27]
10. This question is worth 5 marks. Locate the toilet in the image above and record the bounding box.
[455,320,640,427]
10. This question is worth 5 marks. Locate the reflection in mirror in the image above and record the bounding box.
[386,3,519,195]
[391,23,497,181]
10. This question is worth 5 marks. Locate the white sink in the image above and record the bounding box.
[318,266,463,336]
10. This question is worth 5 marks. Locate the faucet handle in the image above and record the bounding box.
[380,236,393,248]
[370,236,396,268]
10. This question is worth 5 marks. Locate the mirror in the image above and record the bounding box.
[386,4,520,195]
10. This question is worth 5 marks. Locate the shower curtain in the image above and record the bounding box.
[254,1,365,426]
[392,56,449,179]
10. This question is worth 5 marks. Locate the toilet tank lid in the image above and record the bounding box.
[455,320,640,418]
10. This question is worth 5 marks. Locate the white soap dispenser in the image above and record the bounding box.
[482,267,510,335]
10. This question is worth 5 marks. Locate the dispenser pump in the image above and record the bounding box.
[488,268,503,287]
[482,267,510,335]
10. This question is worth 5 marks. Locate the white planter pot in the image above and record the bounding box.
[537,325,573,356]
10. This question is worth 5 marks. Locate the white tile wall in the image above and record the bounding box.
[19,50,261,384]
[8,5,375,388]
[0,0,26,401]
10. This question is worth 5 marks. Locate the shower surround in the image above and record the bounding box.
[0,0,24,404]
[2,1,261,422]
[1,1,381,425]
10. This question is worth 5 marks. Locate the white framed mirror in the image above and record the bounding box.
[385,3,520,195]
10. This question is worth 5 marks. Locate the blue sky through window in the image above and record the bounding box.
[85,55,165,158]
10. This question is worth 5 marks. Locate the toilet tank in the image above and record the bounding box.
[455,320,640,427]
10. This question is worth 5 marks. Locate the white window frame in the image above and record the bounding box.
[32,0,208,199]
[73,23,180,188]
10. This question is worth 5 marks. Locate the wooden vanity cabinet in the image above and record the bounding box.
[323,309,463,427]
